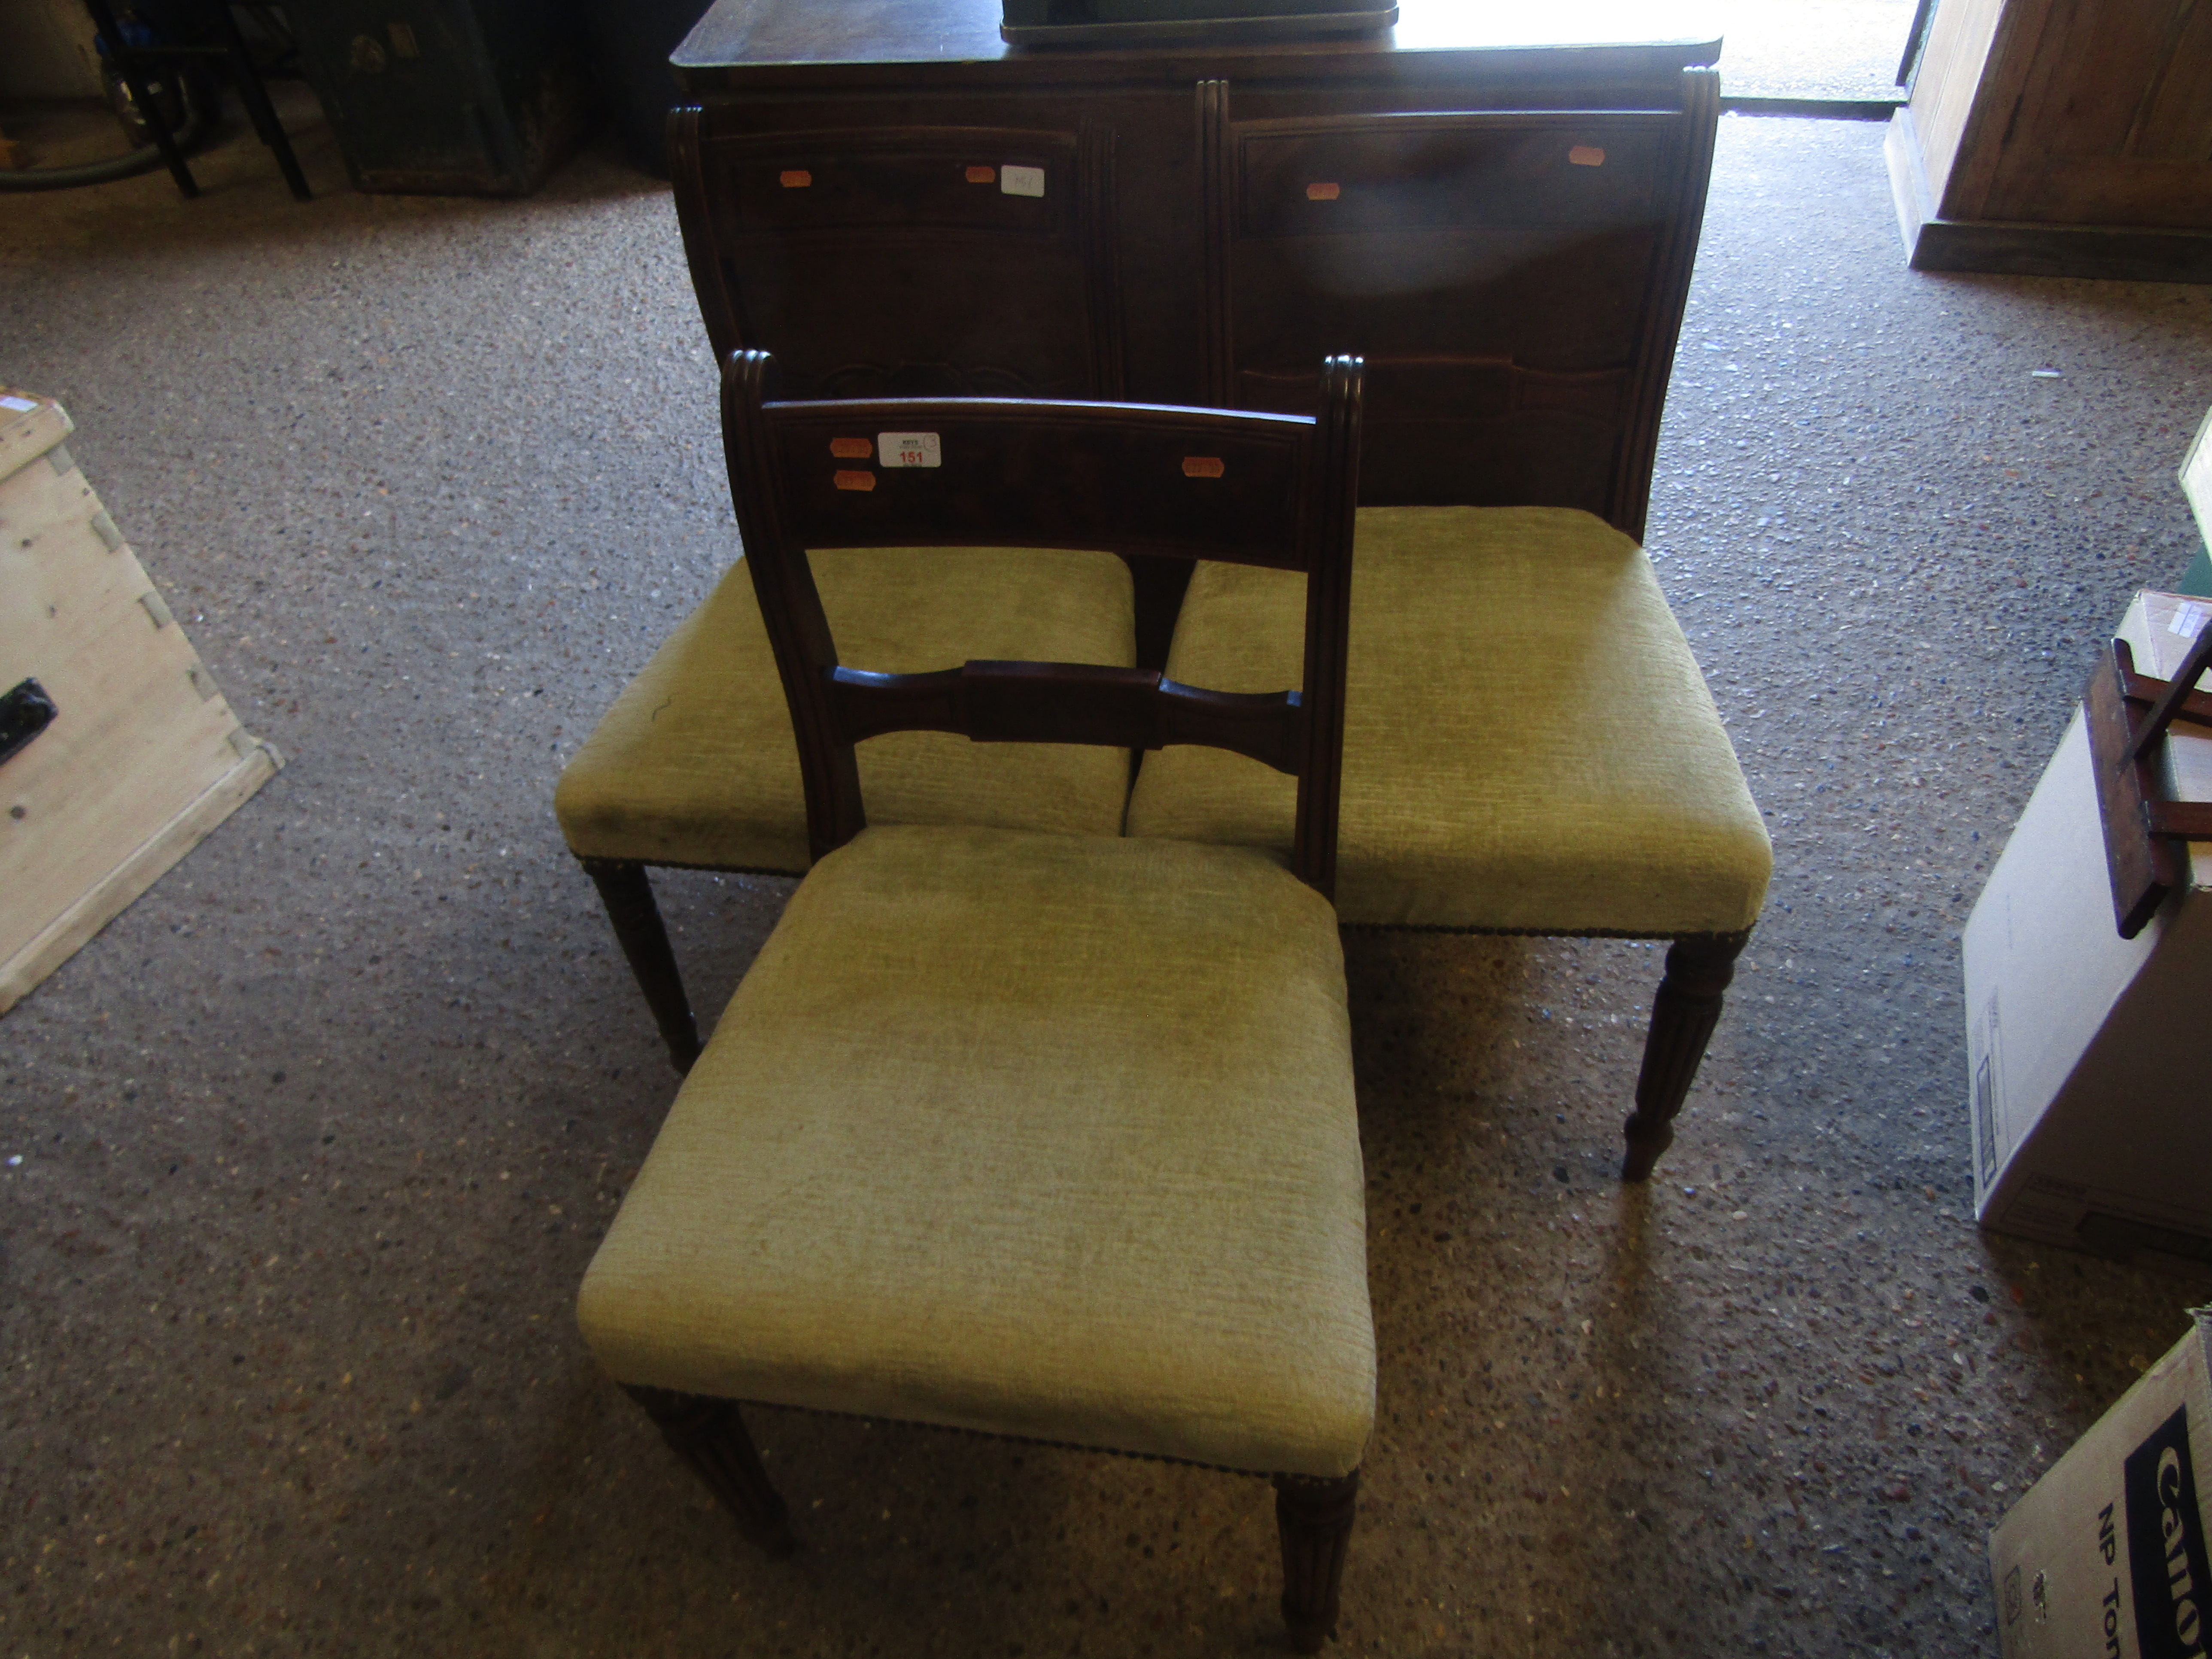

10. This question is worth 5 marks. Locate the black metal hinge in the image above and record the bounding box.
[0,678,58,767]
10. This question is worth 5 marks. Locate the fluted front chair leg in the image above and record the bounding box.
[625,1386,795,1557]
[1622,930,1749,1181]
[1275,1469,1358,1653]
[580,857,702,1073]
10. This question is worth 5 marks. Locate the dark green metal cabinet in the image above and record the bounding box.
[292,0,594,195]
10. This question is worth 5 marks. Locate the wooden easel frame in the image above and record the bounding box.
[2084,617,2212,937]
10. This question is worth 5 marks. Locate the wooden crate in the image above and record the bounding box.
[0,389,283,1014]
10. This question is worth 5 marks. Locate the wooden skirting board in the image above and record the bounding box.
[1885,108,2212,285]
[0,389,285,1016]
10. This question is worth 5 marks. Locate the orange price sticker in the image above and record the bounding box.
[833,470,876,492]
[1182,456,1225,479]
[1305,181,1340,201]
[830,437,873,459]
[965,165,996,184]
[779,169,813,188]
[1568,147,1605,167]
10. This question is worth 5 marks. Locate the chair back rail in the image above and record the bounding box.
[830,662,1306,773]
[720,350,1362,894]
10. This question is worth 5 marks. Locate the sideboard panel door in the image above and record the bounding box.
[676,115,1126,400]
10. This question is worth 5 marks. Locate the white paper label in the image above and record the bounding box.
[2172,600,2209,638]
[878,431,941,468]
[0,395,36,413]
[1000,165,1045,198]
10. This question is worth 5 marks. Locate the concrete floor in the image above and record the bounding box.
[3,97,2212,1659]
[1713,0,1918,101]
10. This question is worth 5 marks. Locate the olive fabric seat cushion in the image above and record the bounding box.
[577,823,1375,1479]
[554,548,1137,873]
[1126,507,1771,935]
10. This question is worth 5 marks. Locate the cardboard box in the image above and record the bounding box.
[1963,591,2212,1262]
[0,388,282,1013]
[2178,407,2212,598]
[2184,404,2212,547]
[1990,1313,2212,1659]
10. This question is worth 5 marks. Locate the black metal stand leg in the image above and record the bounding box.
[210,0,310,200]
[580,857,703,1074]
[82,0,198,198]
[1622,930,1748,1182]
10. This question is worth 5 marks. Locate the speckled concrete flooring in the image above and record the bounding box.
[3,105,2211,1659]
[1712,0,1917,102]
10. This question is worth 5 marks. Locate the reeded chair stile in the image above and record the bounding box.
[1129,72,1773,1180]
[576,352,1376,1650]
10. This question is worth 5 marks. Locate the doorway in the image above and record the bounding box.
[1707,0,1926,104]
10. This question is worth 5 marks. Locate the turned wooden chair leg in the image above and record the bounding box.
[1622,930,1749,1182]
[579,857,703,1074]
[1275,1470,1358,1653]
[626,1385,796,1558]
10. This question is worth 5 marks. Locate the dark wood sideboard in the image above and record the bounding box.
[668,0,1724,540]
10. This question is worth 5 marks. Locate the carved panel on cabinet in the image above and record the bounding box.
[1200,79,1718,531]
[672,112,1126,401]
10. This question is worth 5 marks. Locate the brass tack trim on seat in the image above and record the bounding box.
[779,168,812,188]
[1182,456,1224,478]
[833,470,876,492]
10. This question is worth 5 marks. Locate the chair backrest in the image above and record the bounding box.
[1199,69,1719,538]
[672,108,1126,402]
[720,349,1364,897]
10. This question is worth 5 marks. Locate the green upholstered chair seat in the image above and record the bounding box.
[1126,507,1773,935]
[554,547,1137,873]
[576,823,1375,1478]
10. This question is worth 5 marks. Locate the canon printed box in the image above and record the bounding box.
[1991,1315,2212,1658]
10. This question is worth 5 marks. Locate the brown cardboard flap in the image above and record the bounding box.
[1990,1313,2212,1657]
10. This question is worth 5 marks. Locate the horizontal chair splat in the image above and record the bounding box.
[829,660,1304,773]
[2146,802,2212,841]
[2118,665,2212,727]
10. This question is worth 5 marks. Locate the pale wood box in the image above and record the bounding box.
[0,388,282,1014]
